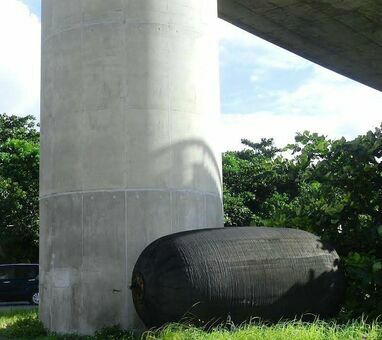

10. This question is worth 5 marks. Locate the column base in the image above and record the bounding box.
[39,189,223,335]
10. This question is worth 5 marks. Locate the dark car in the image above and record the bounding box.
[0,264,39,305]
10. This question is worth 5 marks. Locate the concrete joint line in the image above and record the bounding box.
[42,20,205,45]
[39,188,221,200]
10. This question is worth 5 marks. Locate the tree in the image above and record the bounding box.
[0,114,39,263]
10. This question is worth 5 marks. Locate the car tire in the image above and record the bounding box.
[30,292,39,305]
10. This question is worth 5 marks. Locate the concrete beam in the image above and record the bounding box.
[39,0,223,335]
[219,0,382,91]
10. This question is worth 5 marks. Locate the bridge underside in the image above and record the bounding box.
[219,0,382,91]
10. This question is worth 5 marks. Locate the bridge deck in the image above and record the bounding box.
[219,0,382,91]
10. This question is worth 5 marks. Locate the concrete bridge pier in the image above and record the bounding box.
[39,0,223,335]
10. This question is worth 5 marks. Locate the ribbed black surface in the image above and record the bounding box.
[131,227,345,328]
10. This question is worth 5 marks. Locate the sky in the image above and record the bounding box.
[2,0,382,151]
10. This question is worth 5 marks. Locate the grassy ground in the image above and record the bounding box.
[0,308,380,340]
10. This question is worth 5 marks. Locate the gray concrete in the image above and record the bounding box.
[219,0,382,91]
[40,0,223,335]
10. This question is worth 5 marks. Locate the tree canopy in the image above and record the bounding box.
[0,113,39,263]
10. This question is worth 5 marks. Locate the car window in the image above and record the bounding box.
[15,266,38,279]
[0,267,15,280]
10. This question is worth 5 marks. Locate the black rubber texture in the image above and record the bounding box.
[131,227,345,328]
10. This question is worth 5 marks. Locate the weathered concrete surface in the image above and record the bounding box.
[39,0,222,335]
[219,0,382,91]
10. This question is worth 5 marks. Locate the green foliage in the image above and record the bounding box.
[223,126,382,319]
[0,309,46,339]
[3,315,46,338]
[223,186,253,226]
[0,310,137,339]
[0,113,39,263]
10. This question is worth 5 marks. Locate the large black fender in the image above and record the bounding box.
[131,227,345,328]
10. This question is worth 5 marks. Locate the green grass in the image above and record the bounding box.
[0,309,46,339]
[0,309,380,340]
[148,321,382,340]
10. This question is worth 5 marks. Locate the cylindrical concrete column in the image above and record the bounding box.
[39,0,222,335]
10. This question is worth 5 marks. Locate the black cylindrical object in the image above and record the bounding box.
[131,227,345,328]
